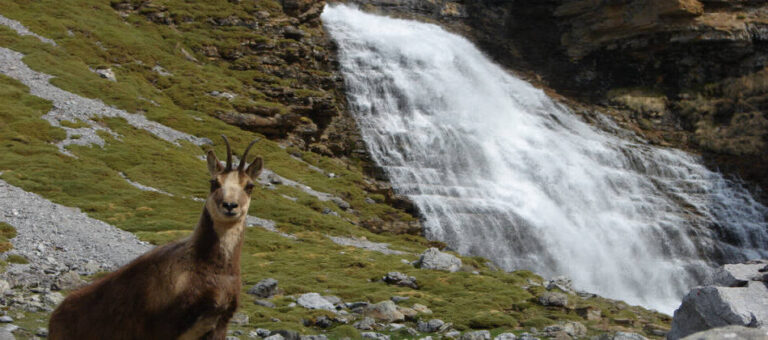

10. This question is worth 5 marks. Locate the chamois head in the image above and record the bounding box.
[205,135,263,223]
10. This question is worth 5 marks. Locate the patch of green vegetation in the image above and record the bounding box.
[0,222,16,253]
[60,119,90,129]
[7,254,29,264]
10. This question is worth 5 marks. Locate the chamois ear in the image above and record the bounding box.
[206,150,224,176]
[245,157,263,180]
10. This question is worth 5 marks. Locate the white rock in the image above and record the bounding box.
[415,248,462,272]
[297,293,335,311]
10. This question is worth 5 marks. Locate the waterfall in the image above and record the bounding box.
[322,5,768,313]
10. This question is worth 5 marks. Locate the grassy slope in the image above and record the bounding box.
[0,1,669,338]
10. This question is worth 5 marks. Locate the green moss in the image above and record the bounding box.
[6,254,29,264]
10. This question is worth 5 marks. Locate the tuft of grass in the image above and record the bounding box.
[0,222,16,253]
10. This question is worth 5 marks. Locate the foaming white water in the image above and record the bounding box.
[322,5,768,313]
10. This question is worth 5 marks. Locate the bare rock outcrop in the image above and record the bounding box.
[668,260,768,340]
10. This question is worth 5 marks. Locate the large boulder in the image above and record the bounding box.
[680,325,768,340]
[415,248,462,272]
[668,260,768,340]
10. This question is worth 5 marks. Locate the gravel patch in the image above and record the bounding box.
[328,236,406,255]
[0,14,56,46]
[0,47,208,155]
[246,215,296,239]
[0,179,152,288]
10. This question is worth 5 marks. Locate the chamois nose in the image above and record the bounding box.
[222,202,238,211]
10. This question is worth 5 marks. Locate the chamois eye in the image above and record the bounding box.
[210,179,221,191]
[244,183,255,193]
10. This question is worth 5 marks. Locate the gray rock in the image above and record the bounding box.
[365,197,376,204]
[264,335,285,340]
[283,26,306,40]
[545,276,574,293]
[538,292,568,307]
[255,299,276,308]
[354,317,376,330]
[300,336,328,340]
[390,296,410,303]
[248,278,279,298]
[35,327,48,337]
[54,271,86,291]
[383,272,418,289]
[610,332,648,340]
[225,337,240,340]
[361,332,390,340]
[494,333,517,340]
[712,261,768,287]
[272,330,300,340]
[461,330,491,340]
[297,293,335,311]
[41,292,65,306]
[668,282,768,340]
[322,295,342,305]
[412,303,432,314]
[331,197,351,210]
[230,312,249,325]
[417,319,445,333]
[0,317,12,323]
[415,248,462,272]
[94,68,116,82]
[364,300,404,322]
[445,330,461,339]
[0,327,13,340]
[0,281,9,296]
[256,328,271,337]
[680,325,768,340]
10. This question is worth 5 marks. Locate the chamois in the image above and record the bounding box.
[49,136,263,340]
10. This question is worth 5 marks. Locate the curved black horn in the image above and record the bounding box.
[239,138,261,171]
[221,135,233,171]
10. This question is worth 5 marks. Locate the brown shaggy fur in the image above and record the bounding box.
[49,138,262,340]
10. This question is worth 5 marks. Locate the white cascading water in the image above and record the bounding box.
[322,5,768,313]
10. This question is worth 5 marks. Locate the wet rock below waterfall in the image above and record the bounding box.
[668,259,768,340]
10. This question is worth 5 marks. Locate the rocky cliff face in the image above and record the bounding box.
[340,0,768,199]
[111,0,364,159]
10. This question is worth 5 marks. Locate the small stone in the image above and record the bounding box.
[417,319,444,333]
[225,337,240,340]
[364,300,404,322]
[0,316,12,323]
[42,292,65,306]
[415,248,462,272]
[412,303,432,314]
[361,332,390,340]
[264,335,285,340]
[297,293,335,311]
[255,299,276,308]
[330,197,351,210]
[390,296,409,303]
[247,278,279,298]
[383,272,418,289]
[397,306,418,320]
[0,281,9,296]
[545,276,574,293]
[461,330,491,340]
[445,330,461,339]
[54,271,86,291]
[256,328,271,337]
[494,333,517,340]
[354,317,376,330]
[365,197,376,204]
[230,312,249,325]
[538,292,568,307]
[94,68,116,82]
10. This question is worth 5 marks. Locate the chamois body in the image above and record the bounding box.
[49,137,262,340]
